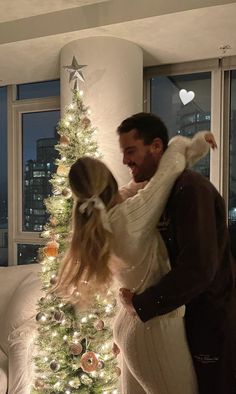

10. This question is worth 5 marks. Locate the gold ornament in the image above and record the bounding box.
[57,165,69,177]
[34,378,45,389]
[44,240,59,258]
[69,377,81,388]
[80,374,93,385]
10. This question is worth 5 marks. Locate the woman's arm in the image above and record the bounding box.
[110,132,212,236]
[186,131,216,167]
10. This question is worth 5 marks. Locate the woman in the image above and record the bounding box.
[56,131,216,393]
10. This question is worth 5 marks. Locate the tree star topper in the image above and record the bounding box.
[63,56,87,83]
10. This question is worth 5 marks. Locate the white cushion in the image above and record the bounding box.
[0,264,41,317]
[0,268,42,353]
[0,348,8,394]
[8,320,37,394]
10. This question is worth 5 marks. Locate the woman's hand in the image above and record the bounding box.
[119,288,137,317]
[204,132,217,150]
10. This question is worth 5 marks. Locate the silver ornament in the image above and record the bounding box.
[63,56,87,83]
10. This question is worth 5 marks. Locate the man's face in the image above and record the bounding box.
[119,129,163,183]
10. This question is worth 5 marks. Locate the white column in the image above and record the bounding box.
[60,36,143,186]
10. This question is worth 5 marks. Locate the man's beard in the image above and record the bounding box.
[131,153,158,183]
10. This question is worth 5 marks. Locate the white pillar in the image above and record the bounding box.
[60,36,143,186]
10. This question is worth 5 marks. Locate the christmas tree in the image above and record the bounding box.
[32,58,120,394]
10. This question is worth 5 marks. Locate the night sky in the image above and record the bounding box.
[22,110,60,163]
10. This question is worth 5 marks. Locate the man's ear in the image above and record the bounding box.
[150,138,164,154]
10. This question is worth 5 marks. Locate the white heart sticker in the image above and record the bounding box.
[179,89,195,105]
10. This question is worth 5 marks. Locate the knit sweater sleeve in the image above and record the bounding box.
[170,130,211,168]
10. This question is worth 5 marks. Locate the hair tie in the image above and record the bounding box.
[78,196,112,233]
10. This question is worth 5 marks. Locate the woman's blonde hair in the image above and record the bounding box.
[54,156,118,304]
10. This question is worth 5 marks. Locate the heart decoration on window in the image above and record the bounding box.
[179,89,195,105]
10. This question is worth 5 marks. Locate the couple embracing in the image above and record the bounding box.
[56,112,236,394]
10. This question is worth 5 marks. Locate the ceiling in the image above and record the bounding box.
[0,0,236,86]
[0,0,108,23]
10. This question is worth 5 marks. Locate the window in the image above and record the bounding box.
[0,87,8,266]
[145,58,236,259]
[17,244,40,265]
[22,111,60,232]
[17,80,60,100]
[149,72,211,177]
[229,70,236,259]
[8,81,60,264]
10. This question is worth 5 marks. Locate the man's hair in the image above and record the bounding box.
[117,112,169,150]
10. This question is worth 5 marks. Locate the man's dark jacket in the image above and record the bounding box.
[133,169,236,394]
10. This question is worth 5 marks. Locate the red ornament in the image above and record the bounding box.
[60,135,70,146]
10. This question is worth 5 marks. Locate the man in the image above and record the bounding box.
[117,112,236,394]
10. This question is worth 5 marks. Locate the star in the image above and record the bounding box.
[63,56,87,83]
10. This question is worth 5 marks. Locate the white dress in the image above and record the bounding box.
[108,133,209,394]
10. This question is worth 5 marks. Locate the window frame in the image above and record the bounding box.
[7,85,60,265]
[144,57,236,207]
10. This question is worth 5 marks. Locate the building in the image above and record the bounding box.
[24,137,58,232]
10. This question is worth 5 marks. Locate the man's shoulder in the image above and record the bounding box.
[174,169,217,193]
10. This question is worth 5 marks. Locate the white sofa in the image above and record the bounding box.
[0,264,42,394]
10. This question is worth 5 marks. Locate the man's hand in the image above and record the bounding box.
[119,288,137,316]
